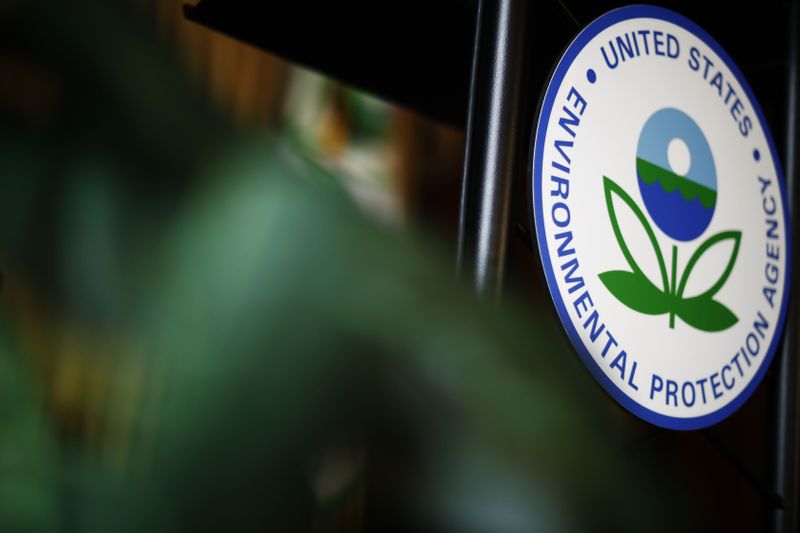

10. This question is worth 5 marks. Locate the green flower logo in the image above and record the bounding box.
[600,108,741,332]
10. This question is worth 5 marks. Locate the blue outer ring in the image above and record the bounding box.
[530,5,792,430]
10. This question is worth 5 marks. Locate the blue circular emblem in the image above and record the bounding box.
[530,5,791,429]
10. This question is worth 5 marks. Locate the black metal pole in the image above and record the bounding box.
[772,0,800,532]
[456,0,528,297]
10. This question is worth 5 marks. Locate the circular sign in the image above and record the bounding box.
[530,5,791,429]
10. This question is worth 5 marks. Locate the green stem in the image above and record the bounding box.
[669,245,677,329]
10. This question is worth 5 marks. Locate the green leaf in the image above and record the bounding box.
[599,270,670,315]
[602,176,669,292]
[676,230,741,301]
[676,296,738,332]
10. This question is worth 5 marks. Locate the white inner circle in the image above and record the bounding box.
[667,137,691,176]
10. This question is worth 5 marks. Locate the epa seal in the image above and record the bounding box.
[530,6,791,429]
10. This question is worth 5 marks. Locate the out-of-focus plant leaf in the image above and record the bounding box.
[79,142,678,533]
[0,330,59,533]
[0,0,686,531]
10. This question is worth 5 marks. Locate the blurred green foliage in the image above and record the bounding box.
[0,0,686,531]
[0,329,59,533]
